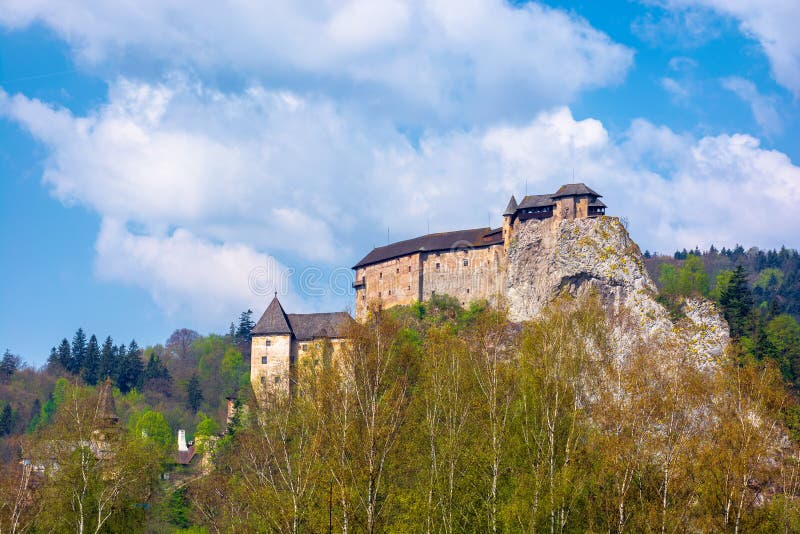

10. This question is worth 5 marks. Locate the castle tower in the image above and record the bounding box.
[251,295,294,398]
[502,195,518,250]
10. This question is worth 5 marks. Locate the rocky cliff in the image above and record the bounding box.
[506,216,729,366]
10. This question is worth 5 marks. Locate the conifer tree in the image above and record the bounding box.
[46,346,60,371]
[99,336,116,380]
[0,349,20,382]
[57,338,71,373]
[81,334,100,385]
[187,374,203,412]
[117,340,143,393]
[235,309,255,341]
[0,403,15,436]
[71,328,88,374]
[720,266,753,338]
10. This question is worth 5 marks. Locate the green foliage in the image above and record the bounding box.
[133,410,173,451]
[721,266,754,338]
[195,412,219,437]
[711,269,734,301]
[186,374,203,412]
[755,267,784,292]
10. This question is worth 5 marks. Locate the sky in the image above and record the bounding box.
[1,0,799,366]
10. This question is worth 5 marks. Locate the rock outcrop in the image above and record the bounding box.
[506,216,728,365]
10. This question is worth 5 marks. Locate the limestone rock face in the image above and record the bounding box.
[506,216,729,363]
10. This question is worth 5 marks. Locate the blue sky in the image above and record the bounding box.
[1,0,799,365]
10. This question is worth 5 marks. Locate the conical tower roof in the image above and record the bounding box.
[503,195,518,216]
[97,377,118,425]
[252,295,293,335]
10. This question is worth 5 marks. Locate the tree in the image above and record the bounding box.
[677,255,709,296]
[0,350,21,383]
[99,337,116,381]
[31,383,163,533]
[133,410,173,452]
[0,404,14,436]
[166,329,200,361]
[117,341,144,394]
[235,310,255,342]
[720,266,753,338]
[186,375,203,412]
[71,328,88,375]
[142,352,172,398]
[57,339,71,373]
[81,335,100,386]
[659,264,678,295]
[767,314,800,384]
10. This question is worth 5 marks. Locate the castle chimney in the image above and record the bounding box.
[178,429,188,452]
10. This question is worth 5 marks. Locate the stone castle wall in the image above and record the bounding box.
[251,333,293,397]
[251,335,349,398]
[354,244,507,319]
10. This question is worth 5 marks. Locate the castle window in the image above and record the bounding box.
[408,266,411,272]
[388,290,391,295]
[378,291,382,297]
[261,356,267,364]
[274,376,281,384]
[408,285,411,290]
[301,344,307,351]
[463,259,469,267]
[396,268,399,273]
[466,288,470,294]
[379,272,382,279]
[261,376,266,384]
[435,262,440,270]
[265,340,271,347]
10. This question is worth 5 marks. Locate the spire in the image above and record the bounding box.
[503,195,518,216]
[252,295,293,335]
[97,377,118,425]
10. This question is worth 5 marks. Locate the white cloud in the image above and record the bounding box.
[0,0,633,124]
[664,0,800,96]
[94,219,296,326]
[661,77,691,103]
[3,81,799,324]
[721,76,782,136]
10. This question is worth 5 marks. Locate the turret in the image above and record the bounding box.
[502,195,518,250]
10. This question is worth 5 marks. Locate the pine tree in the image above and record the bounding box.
[46,346,60,372]
[27,398,41,432]
[82,334,100,386]
[229,322,236,338]
[0,349,21,382]
[721,265,753,339]
[71,328,88,374]
[57,338,71,373]
[186,374,203,412]
[0,403,14,436]
[235,309,255,341]
[117,340,144,394]
[99,336,116,381]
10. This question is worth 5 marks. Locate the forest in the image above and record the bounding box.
[1,246,800,532]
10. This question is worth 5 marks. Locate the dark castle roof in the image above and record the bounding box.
[518,194,555,209]
[503,195,518,216]
[253,296,351,340]
[353,227,503,269]
[253,296,292,335]
[552,183,601,198]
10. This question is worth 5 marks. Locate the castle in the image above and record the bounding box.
[251,183,605,394]
[250,294,350,397]
[352,183,605,319]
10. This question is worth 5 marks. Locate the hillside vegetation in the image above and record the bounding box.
[2,290,800,532]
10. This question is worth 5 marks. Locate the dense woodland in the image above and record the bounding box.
[2,246,800,532]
